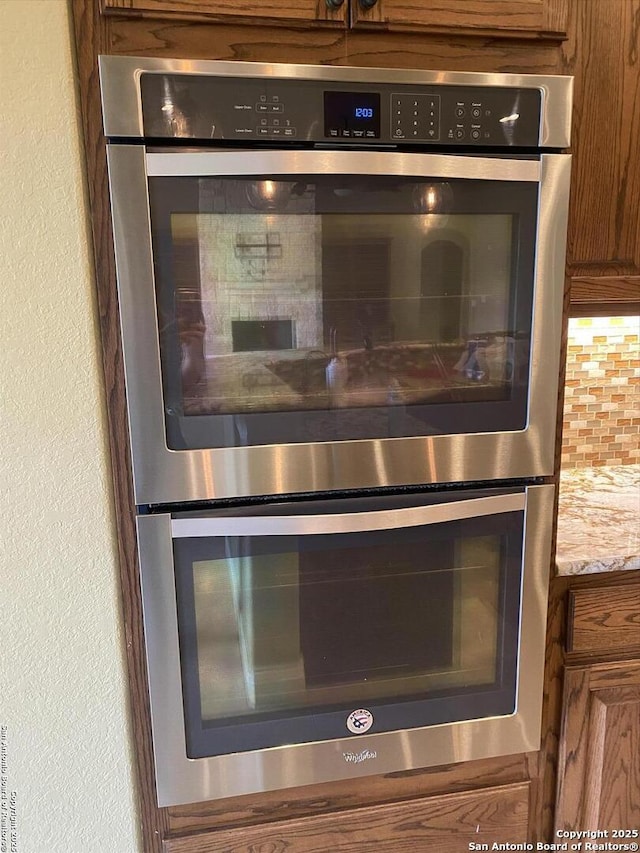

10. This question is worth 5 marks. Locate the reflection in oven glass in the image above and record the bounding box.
[169,205,516,417]
[192,535,500,721]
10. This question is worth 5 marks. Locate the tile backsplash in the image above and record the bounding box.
[562,316,640,468]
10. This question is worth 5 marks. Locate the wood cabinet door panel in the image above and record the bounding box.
[163,782,530,852]
[104,0,567,35]
[351,0,569,40]
[102,0,347,27]
[565,0,640,305]
[596,687,640,828]
[555,660,640,831]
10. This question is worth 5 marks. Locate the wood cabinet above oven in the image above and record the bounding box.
[101,0,569,41]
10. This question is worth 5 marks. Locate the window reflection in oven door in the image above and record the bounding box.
[137,483,554,806]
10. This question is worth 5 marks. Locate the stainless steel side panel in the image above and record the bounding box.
[137,484,553,806]
[99,56,573,148]
[107,145,571,505]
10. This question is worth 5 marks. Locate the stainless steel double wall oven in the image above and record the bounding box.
[100,57,572,806]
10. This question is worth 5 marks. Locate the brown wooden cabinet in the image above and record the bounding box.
[163,782,530,852]
[567,583,640,656]
[101,0,348,27]
[555,660,640,831]
[102,0,569,40]
[563,0,640,313]
[555,582,640,832]
[351,0,569,40]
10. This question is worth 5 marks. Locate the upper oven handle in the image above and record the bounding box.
[170,492,526,538]
[145,150,541,182]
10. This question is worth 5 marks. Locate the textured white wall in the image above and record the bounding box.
[0,1,141,851]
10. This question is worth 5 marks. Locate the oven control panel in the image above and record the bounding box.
[140,74,542,147]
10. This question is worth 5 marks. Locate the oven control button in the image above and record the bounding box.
[256,103,269,112]
[391,93,441,142]
[283,127,296,137]
[455,105,465,118]
[472,106,482,118]
[455,128,465,139]
[471,129,481,140]
[257,127,270,135]
[346,709,374,734]
[268,103,284,113]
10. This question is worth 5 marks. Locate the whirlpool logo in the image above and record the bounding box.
[343,749,378,764]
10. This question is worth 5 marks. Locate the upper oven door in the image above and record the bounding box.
[107,147,570,504]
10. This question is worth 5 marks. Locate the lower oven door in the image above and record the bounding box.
[138,483,553,806]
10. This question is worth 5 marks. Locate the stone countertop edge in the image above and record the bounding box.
[555,464,640,576]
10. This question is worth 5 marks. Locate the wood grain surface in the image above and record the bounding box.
[563,0,640,287]
[102,0,347,27]
[163,782,530,852]
[568,583,640,655]
[569,276,640,316]
[555,660,640,831]
[527,572,570,844]
[103,0,568,39]
[350,0,569,40]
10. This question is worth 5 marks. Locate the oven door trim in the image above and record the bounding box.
[138,483,553,806]
[170,491,526,537]
[145,149,541,181]
[107,145,570,505]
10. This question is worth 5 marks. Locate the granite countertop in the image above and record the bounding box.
[556,464,640,576]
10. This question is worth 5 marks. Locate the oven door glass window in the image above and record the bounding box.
[149,173,537,449]
[173,490,524,758]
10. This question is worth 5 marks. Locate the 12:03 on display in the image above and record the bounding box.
[324,91,381,137]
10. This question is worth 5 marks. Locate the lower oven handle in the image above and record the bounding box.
[170,492,526,538]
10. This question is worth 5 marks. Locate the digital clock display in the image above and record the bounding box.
[324,91,381,138]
